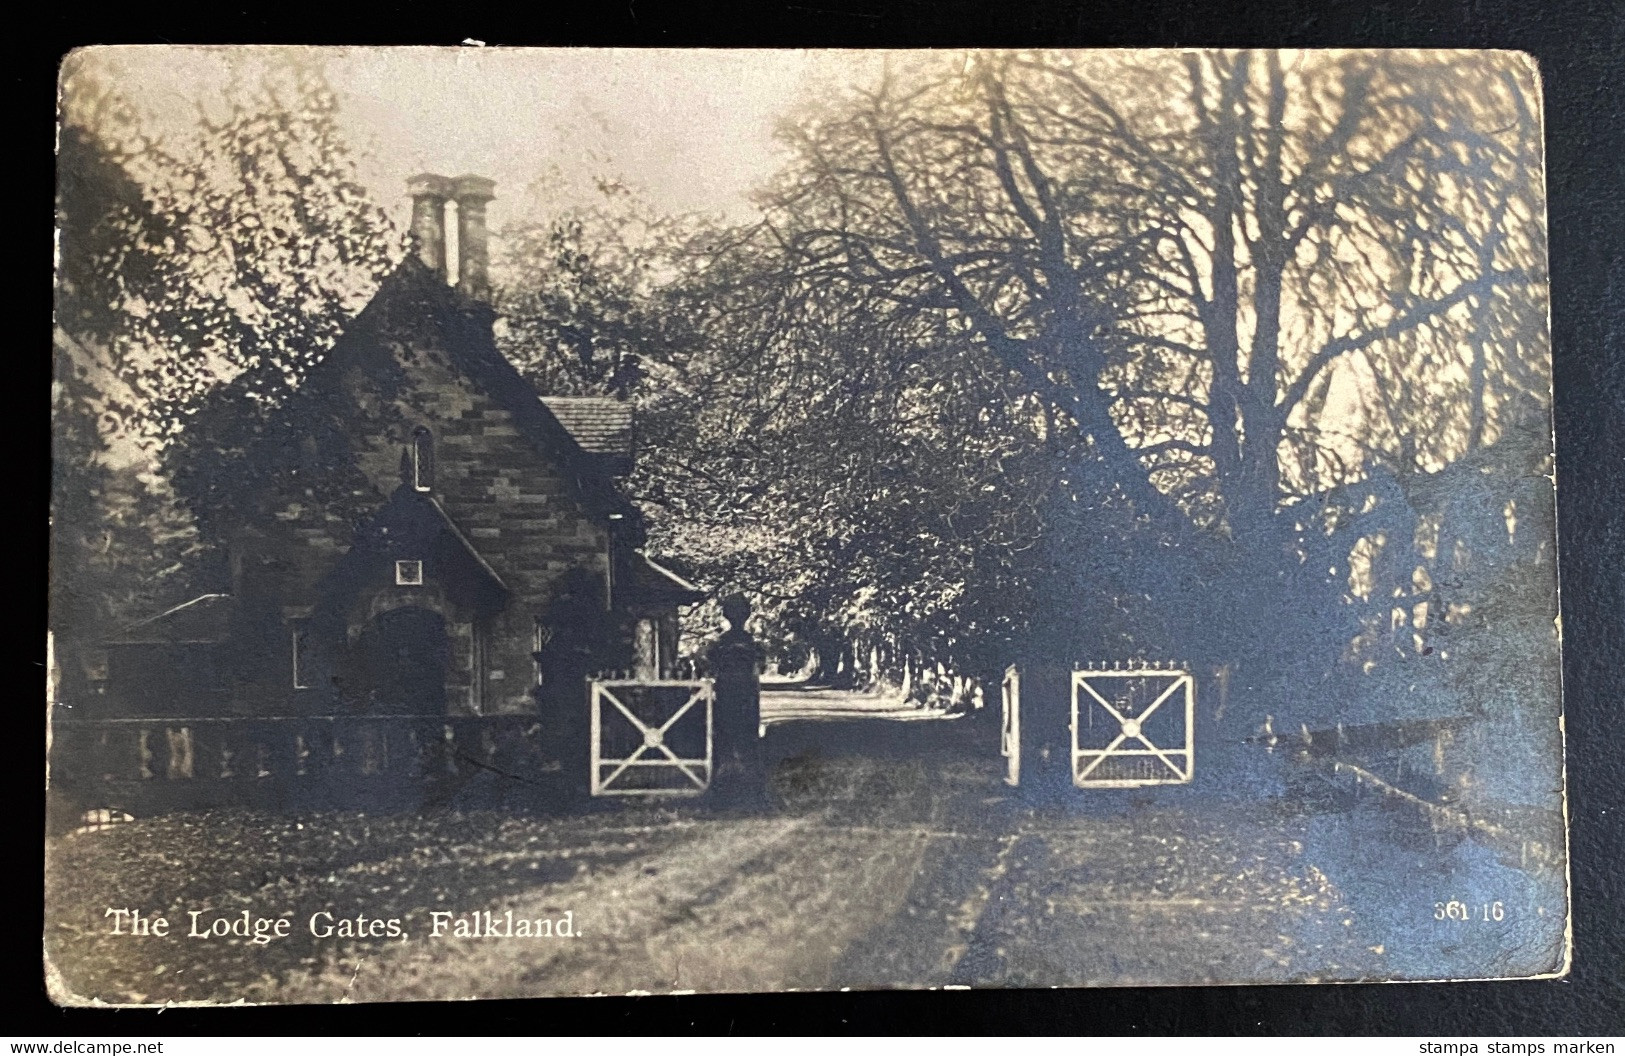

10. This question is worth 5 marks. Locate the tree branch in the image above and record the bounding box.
[1280,267,1535,416]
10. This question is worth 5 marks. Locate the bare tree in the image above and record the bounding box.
[764,50,1546,528]
[728,50,1550,683]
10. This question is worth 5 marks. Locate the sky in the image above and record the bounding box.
[60,46,896,468]
[61,46,1521,482]
[70,46,893,231]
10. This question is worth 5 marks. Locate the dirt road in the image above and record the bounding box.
[45,690,1563,1005]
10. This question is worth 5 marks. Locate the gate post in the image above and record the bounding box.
[707,594,763,802]
[1014,662,1075,800]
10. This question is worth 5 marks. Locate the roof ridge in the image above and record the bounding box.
[122,592,232,631]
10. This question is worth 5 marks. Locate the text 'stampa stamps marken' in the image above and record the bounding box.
[48,46,1568,1005]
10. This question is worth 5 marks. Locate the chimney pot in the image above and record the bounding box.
[407,173,454,280]
[450,175,496,302]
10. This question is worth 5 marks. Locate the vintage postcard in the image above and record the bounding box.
[47,46,1567,1004]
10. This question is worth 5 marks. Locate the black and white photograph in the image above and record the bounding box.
[47,45,1568,1005]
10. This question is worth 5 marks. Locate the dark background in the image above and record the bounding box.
[22,0,1623,1035]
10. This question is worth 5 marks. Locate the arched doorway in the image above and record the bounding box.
[351,606,449,714]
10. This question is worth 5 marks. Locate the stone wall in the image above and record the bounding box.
[348,334,611,714]
[228,312,615,718]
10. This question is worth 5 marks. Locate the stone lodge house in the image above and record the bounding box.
[98,174,705,723]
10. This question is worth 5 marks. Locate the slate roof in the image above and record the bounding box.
[540,397,635,460]
[621,551,708,606]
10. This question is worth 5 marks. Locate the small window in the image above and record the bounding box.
[395,560,424,586]
[532,618,549,686]
[291,619,312,689]
[411,427,434,492]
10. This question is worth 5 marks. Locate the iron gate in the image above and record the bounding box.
[589,679,714,796]
[1071,664,1194,787]
[1000,665,1021,787]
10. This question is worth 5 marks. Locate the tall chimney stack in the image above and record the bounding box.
[451,175,496,302]
[407,174,453,280]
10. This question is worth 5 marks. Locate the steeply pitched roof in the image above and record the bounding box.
[108,594,234,645]
[423,494,509,592]
[620,551,708,606]
[310,485,511,618]
[366,262,639,523]
[540,397,634,458]
[199,257,642,538]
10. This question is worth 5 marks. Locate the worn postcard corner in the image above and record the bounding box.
[48,45,1568,1005]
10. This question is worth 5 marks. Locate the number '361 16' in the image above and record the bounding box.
[1435,900,1505,921]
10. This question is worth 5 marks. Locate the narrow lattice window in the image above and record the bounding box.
[471,618,489,713]
[291,619,312,689]
[412,427,434,492]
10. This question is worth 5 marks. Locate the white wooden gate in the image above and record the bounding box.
[1000,665,1021,787]
[1071,664,1194,787]
[590,679,714,796]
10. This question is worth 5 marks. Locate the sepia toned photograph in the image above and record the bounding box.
[48,45,1567,1006]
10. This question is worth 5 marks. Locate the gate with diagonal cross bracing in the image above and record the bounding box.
[1071,665,1195,787]
[590,679,714,796]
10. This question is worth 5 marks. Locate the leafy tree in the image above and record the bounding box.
[139,58,400,542]
[55,52,401,655]
[53,61,202,646]
[564,214,1143,692]
[494,183,682,397]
